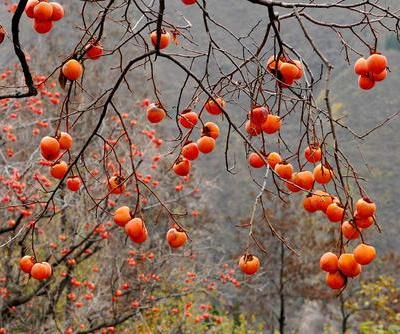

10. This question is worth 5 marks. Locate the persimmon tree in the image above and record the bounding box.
[0,0,399,332]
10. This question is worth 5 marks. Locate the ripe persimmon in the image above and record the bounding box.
[286,174,301,193]
[150,30,170,49]
[31,262,52,280]
[179,110,198,129]
[326,202,344,222]
[326,271,346,289]
[261,114,281,134]
[293,170,314,191]
[303,194,317,213]
[355,197,376,218]
[40,136,60,160]
[173,157,190,176]
[320,252,339,273]
[313,163,332,184]
[279,62,300,81]
[58,131,73,150]
[146,104,166,123]
[304,144,322,163]
[354,57,369,76]
[354,214,374,229]
[367,53,388,74]
[50,161,68,179]
[311,190,333,212]
[50,2,64,21]
[197,136,215,154]
[249,106,268,126]
[19,255,35,273]
[33,2,53,21]
[25,0,39,18]
[125,218,147,243]
[202,122,219,139]
[353,244,376,265]
[114,206,131,227]
[245,120,261,136]
[166,227,187,248]
[205,97,225,115]
[358,75,375,90]
[182,142,199,161]
[108,176,126,194]
[62,60,83,81]
[267,152,282,169]
[182,0,196,4]
[338,253,361,277]
[33,19,53,34]
[341,221,360,240]
[85,41,103,60]
[67,176,81,192]
[266,55,282,73]
[239,254,260,275]
[248,152,265,168]
[274,161,293,180]
[372,69,387,82]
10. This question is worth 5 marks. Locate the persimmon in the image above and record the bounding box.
[248,152,265,168]
[108,176,126,194]
[245,120,261,136]
[197,136,215,154]
[266,55,282,73]
[303,194,317,213]
[179,110,198,129]
[372,69,387,82]
[261,114,281,134]
[355,197,376,218]
[354,214,374,229]
[166,227,187,248]
[238,254,260,275]
[173,157,191,176]
[326,202,344,222]
[58,131,73,150]
[33,2,53,21]
[50,2,64,21]
[358,75,375,90]
[279,62,300,81]
[354,57,369,76]
[320,252,339,273]
[205,97,225,115]
[267,152,282,169]
[304,144,322,163]
[293,60,303,79]
[25,0,39,18]
[353,244,376,265]
[182,142,199,161]
[338,253,361,277]
[40,136,60,160]
[274,161,293,180]
[313,163,333,184]
[286,174,301,193]
[62,60,83,81]
[326,271,346,289]
[19,255,35,273]
[114,206,131,227]
[50,161,68,179]
[182,0,196,4]
[150,30,170,49]
[311,190,333,212]
[341,221,360,240]
[85,41,103,60]
[125,218,147,243]
[202,122,219,139]
[146,104,166,123]
[367,53,388,74]
[31,262,52,280]
[67,176,81,192]
[33,19,53,34]
[293,170,314,191]
[248,106,268,126]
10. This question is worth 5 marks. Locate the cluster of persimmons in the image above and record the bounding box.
[354,53,388,90]
[25,0,64,34]
[19,255,52,280]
